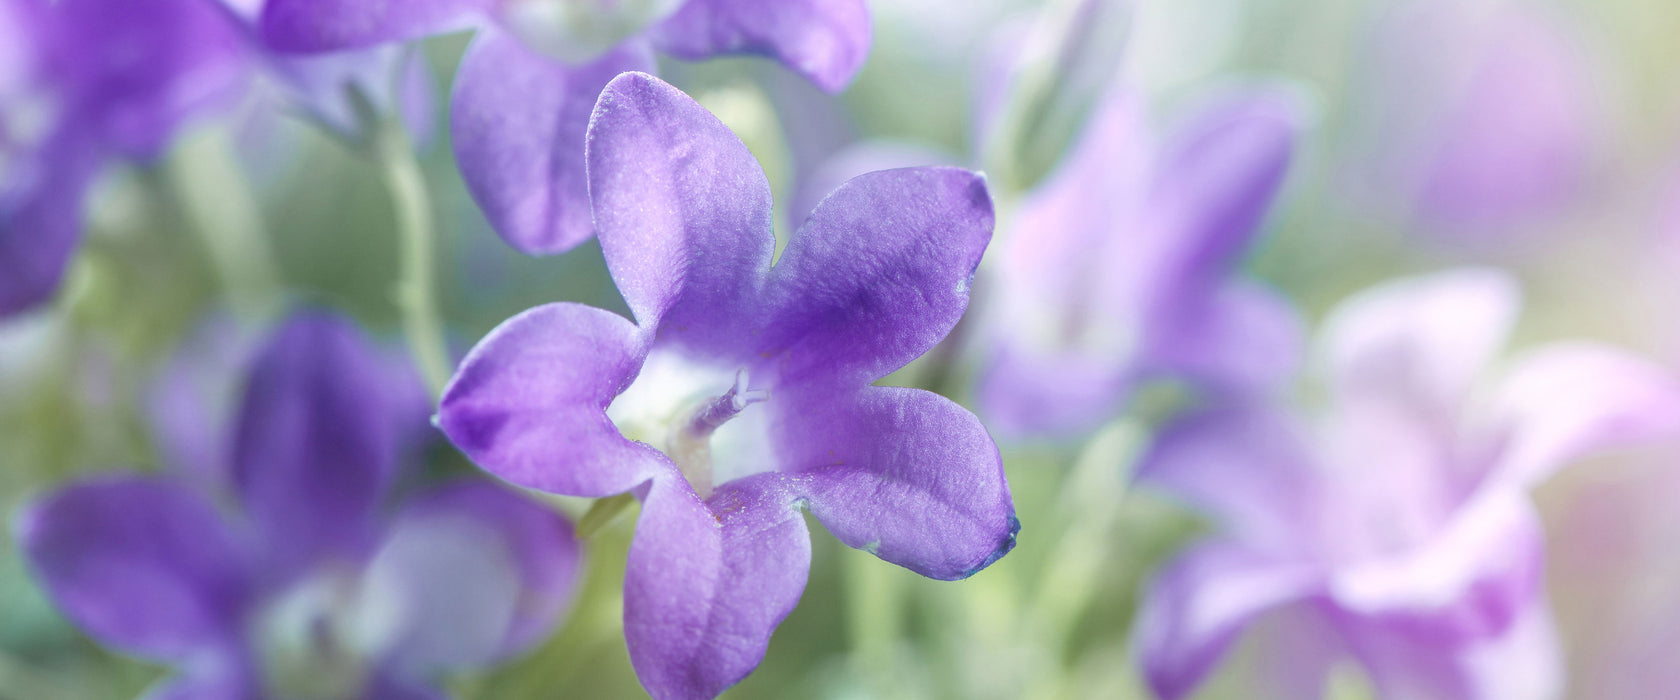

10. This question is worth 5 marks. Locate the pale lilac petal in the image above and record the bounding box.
[972,92,1148,437]
[1139,88,1300,312]
[776,385,1017,580]
[587,72,774,351]
[1457,599,1562,700]
[438,302,665,498]
[258,0,488,53]
[451,30,653,255]
[1488,342,1680,488]
[1318,267,1519,417]
[1328,490,1545,644]
[992,90,1148,325]
[1144,280,1304,397]
[384,480,581,666]
[1135,542,1324,700]
[1337,595,1561,700]
[232,311,400,569]
[623,474,811,700]
[975,341,1132,439]
[649,0,870,93]
[1136,406,1324,555]
[760,167,993,387]
[1235,605,1350,700]
[18,476,249,662]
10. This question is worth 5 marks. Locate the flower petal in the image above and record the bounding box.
[587,72,774,351]
[451,30,653,255]
[231,311,401,569]
[0,129,100,317]
[1337,593,1561,700]
[1328,489,1545,644]
[760,167,993,387]
[648,0,870,93]
[1134,542,1324,700]
[258,0,487,53]
[382,479,581,668]
[17,476,249,662]
[41,0,249,159]
[1145,280,1304,397]
[776,385,1017,580]
[1136,405,1324,555]
[1487,342,1680,488]
[623,474,811,700]
[1318,268,1519,417]
[145,313,261,490]
[975,340,1132,439]
[140,664,257,700]
[1139,88,1301,311]
[975,92,1151,437]
[438,302,664,497]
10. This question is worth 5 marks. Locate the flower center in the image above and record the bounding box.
[665,369,769,499]
[501,0,687,64]
[608,350,776,499]
[252,566,403,700]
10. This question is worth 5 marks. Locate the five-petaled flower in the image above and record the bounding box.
[258,0,871,256]
[437,72,1019,700]
[18,311,580,699]
[1132,269,1680,700]
[976,83,1304,439]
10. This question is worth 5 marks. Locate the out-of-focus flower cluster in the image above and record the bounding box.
[4,0,1680,698]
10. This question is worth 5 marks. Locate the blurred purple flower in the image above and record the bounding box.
[0,0,248,317]
[19,310,580,698]
[1133,269,1680,699]
[1344,0,1598,241]
[437,72,1016,700]
[0,0,433,318]
[976,85,1304,439]
[258,0,870,256]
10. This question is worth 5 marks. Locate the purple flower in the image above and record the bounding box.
[975,85,1305,439]
[258,0,870,256]
[19,310,580,698]
[0,0,248,317]
[1132,269,1680,699]
[1342,0,1598,240]
[436,72,1017,700]
[0,0,432,318]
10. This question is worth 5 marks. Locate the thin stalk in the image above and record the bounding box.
[1022,419,1141,699]
[372,117,451,399]
[845,546,905,698]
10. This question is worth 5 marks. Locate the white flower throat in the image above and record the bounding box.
[608,349,776,499]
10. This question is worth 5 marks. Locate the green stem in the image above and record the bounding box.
[373,118,452,399]
[844,546,904,697]
[1022,419,1140,698]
